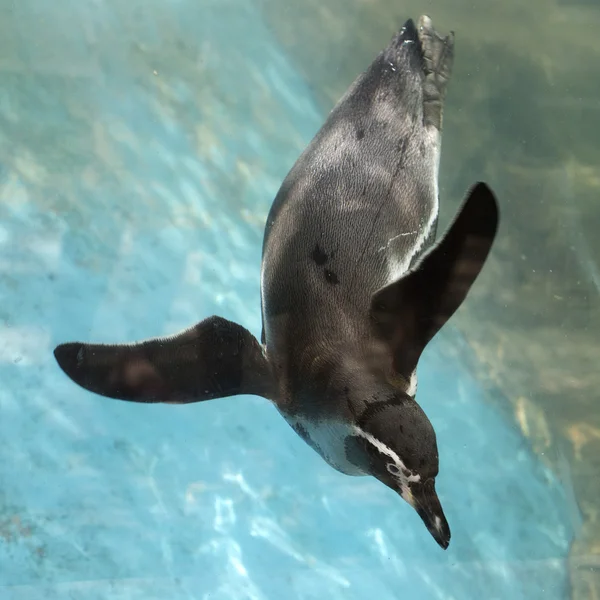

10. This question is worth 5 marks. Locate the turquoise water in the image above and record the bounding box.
[0,1,574,598]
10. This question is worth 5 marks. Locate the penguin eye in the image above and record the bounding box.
[386,463,402,476]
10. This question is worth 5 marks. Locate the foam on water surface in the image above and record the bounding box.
[0,1,574,598]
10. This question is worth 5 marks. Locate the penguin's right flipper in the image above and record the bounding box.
[53,316,275,404]
[370,182,499,376]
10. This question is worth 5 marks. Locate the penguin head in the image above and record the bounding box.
[345,393,451,549]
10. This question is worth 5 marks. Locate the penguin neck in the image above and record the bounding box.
[287,341,398,420]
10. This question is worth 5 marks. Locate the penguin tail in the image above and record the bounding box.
[416,15,455,130]
[53,316,276,404]
[385,16,455,131]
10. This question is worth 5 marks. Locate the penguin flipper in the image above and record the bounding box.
[370,182,499,375]
[53,316,275,404]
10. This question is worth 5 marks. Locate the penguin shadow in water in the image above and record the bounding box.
[54,15,499,549]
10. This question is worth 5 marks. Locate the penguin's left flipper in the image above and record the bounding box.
[370,182,499,377]
[53,316,275,404]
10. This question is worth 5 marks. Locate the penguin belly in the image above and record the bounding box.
[282,413,366,476]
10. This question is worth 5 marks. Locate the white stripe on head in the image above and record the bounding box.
[353,425,420,504]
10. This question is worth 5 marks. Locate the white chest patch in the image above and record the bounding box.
[283,416,365,476]
[282,416,421,508]
[406,370,418,397]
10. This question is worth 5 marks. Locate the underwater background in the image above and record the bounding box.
[0,0,597,598]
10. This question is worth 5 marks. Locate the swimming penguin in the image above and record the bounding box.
[54,16,499,549]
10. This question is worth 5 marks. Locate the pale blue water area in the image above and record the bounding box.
[0,1,574,598]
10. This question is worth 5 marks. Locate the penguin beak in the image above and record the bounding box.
[409,479,451,550]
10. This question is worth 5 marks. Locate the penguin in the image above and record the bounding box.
[53,15,499,550]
